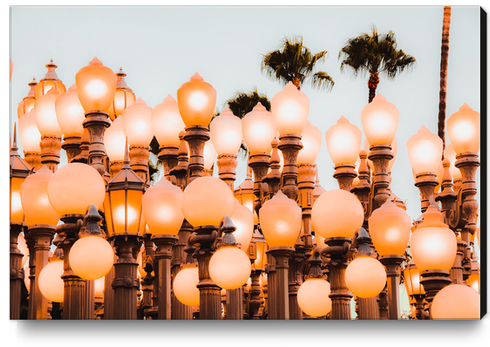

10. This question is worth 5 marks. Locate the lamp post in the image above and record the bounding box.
[142,177,185,319]
[312,189,364,319]
[10,125,31,319]
[178,73,216,182]
[369,199,411,319]
[17,77,37,119]
[109,67,135,121]
[21,165,59,319]
[76,57,116,179]
[47,162,106,319]
[403,260,427,319]
[35,59,66,99]
[152,95,186,177]
[55,84,85,163]
[182,176,235,319]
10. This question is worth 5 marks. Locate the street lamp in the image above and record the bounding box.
[403,260,426,320]
[431,284,479,319]
[17,77,37,119]
[109,67,135,121]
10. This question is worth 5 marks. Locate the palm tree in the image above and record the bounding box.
[438,6,451,154]
[261,36,335,91]
[339,26,416,103]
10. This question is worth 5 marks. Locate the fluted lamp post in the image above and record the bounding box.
[76,57,116,178]
[369,199,411,319]
[10,126,31,319]
[259,190,302,319]
[311,189,364,319]
[181,176,235,319]
[47,162,106,319]
[152,95,186,177]
[142,177,185,319]
[248,228,267,319]
[103,144,146,319]
[177,73,217,182]
[21,165,60,319]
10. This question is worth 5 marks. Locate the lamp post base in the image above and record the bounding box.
[267,246,294,320]
[379,254,405,320]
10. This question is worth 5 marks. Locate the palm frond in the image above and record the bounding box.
[310,71,335,91]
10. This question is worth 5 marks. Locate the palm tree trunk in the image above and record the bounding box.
[368,72,379,103]
[438,6,451,156]
[292,77,301,91]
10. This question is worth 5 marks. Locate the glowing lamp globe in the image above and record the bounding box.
[18,109,42,153]
[47,163,106,216]
[55,84,85,137]
[361,94,399,146]
[38,260,64,302]
[122,97,153,147]
[209,246,251,290]
[230,199,254,251]
[447,103,480,154]
[407,126,443,175]
[325,116,362,166]
[297,121,322,165]
[75,57,117,113]
[210,107,243,155]
[182,176,235,227]
[368,200,411,256]
[152,95,186,147]
[35,59,66,99]
[104,116,126,162]
[444,144,462,180]
[142,177,184,236]
[410,205,457,272]
[311,189,364,239]
[173,264,200,306]
[177,73,216,127]
[17,78,37,119]
[467,274,480,294]
[242,103,277,154]
[108,68,135,121]
[431,284,479,320]
[69,235,114,280]
[20,165,60,227]
[259,190,301,248]
[297,278,332,317]
[203,139,217,170]
[345,256,387,298]
[403,260,425,296]
[271,82,309,135]
[35,88,62,137]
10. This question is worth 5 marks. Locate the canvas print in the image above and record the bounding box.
[9,5,483,321]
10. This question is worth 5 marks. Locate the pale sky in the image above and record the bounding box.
[6,3,486,343]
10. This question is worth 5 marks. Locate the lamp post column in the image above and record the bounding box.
[153,234,178,319]
[267,247,293,320]
[57,216,87,320]
[112,235,141,319]
[130,146,150,184]
[10,224,25,319]
[103,239,116,319]
[40,135,61,173]
[62,136,82,163]
[190,226,221,320]
[158,145,179,178]
[368,145,394,210]
[184,126,210,182]
[379,255,404,319]
[171,220,194,319]
[277,135,303,201]
[322,238,352,320]
[83,111,111,179]
[25,225,56,320]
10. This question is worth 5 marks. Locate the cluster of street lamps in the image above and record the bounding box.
[10,57,481,320]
